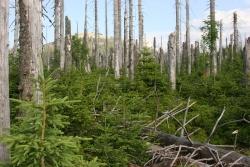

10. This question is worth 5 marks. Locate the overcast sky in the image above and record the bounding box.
[8,0,250,49]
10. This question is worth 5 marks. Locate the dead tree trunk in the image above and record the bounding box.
[138,0,144,50]
[60,0,65,70]
[153,37,156,59]
[0,0,10,162]
[118,0,122,70]
[13,0,19,56]
[233,12,239,55]
[94,0,99,67]
[230,34,234,60]
[124,0,129,77]
[210,0,217,75]
[219,20,223,71]
[194,41,199,70]
[186,0,191,75]
[176,0,181,74]
[105,0,108,68]
[54,0,61,61]
[83,0,91,73]
[245,38,250,85]
[129,0,134,80]
[19,0,43,103]
[83,0,88,45]
[64,16,72,71]
[168,33,176,90]
[114,0,120,78]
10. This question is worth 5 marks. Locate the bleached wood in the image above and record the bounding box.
[0,0,10,162]
[168,33,177,90]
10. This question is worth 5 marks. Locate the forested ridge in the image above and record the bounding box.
[0,0,250,166]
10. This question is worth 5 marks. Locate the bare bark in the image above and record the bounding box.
[219,20,223,71]
[129,0,134,79]
[138,0,144,50]
[124,0,129,77]
[186,0,191,74]
[210,0,217,75]
[19,0,43,103]
[60,0,65,70]
[64,16,72,71]
[194,41,200,70]
[0,0,10,162]
[176,0,181,74]
[54,0,61,58]
[245,37,250,85]
[13,0,19,56]
[230,34,234,60]
[118,0,122,70]
[168,33,176,90]
[83,0,88,45]
[114,0,120,78]
[153,37,156,59]
[83,0,91,73]
[233,12,239,54]
[94,0,99,67]
[105,0,108,68]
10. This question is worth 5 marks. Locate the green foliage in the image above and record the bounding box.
[201,19,219,52]
[72,35,88,69]
[3,76,103,167]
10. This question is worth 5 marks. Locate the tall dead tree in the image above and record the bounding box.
[19,0,43,103]
[114,0,120,78]
[245,38,250,85]
[118,0,122,69]
[59,0,65,70]
[124,0,129,76]
[138,0,144,50]
[153,37,156,58]
[13,0,19,56]
[83,0,91,73]
[186,0,191,74]
[0,0,10,162]
[194,41,199,70]
[64,16,72,71]
[54,0,61,58]
[168,33,176,90]
[186,0,192,74]
[219,20,223,71]
[129,0,134,79]
[94,0,99,67]
[210,0,217,75]
[83,0,88,45]
[176,0,181,74]
[233,12,239,54]
[105,0,108,68]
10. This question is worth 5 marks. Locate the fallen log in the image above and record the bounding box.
[155,133,250,167]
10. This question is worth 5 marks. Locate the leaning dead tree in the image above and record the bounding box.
[64,16,72,71]
[175,0,181,74]
[114,0,120,78]
[168,33,177,90]
[19,0,44,103]
[138,0,144,50]
[0,0,10,162]
[129,0,134,79]
[210,0,217,75]
[144,104,250,167]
